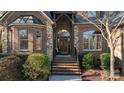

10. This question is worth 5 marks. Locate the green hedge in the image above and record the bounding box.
[82,53,94,69]
[0,53,11,58]
[14,53,29,63]
[100,53,110,70]
[0,56,23,80]
[23,53,50,80]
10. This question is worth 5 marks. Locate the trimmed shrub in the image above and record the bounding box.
[15,53,29,63]
[100,53,110,70]
[82,53,94,69]
[23,53,50,80]
[0,53,11,58]
[0,56,23,80]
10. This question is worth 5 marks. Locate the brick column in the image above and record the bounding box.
[46,22,53,62]
[2,25,8,53]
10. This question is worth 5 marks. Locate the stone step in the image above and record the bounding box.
[54,57,76,61]
[54,60,77,63]
[52,68,80,72]
[52,66,80,69]
[52,65,79,68]
[52,71,81,75]
[52,63,78,66]
[52,56,81,76]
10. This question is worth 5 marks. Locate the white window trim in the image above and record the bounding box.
[18,29,29,51]
[83,34,102,51]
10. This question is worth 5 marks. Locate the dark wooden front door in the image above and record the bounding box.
[58,37,70,54]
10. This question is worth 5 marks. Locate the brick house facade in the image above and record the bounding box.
[0,11,124,72]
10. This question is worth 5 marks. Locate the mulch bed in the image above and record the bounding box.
[81,69,124,81]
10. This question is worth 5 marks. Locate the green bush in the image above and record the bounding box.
[100,53,110,70]
[82,53,94,69]
[0,56,23,80]
[15,53,29,63]
[0,53,11,58]
[23,53,50,80]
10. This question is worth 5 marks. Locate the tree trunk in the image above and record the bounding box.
[110,47,115,80]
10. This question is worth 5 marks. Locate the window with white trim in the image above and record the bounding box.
[19,29,28,50]
[88,11,96,17]
[83,30,102,51]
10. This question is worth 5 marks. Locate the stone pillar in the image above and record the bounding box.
[121,32,124,75]
[74,25,79,54]
[2,24,8,53]
[46,22,53,62]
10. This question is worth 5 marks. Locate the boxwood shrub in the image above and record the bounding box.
[82,52,94,69]
[0,56,23,80]
[23,53,50,80]
[0,53,11,58]
[15,53,29,63]
[100,53,110,70]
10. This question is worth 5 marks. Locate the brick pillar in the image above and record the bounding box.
[2,25,8,53]
[46,22,53,62]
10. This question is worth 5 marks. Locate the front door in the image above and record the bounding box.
[56,29,70,55]
[58,37,70,54]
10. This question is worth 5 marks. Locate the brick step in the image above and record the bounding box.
[53,60,77,63]
[52,66,80,69]
[52,71,81,75]
[52,68,80,72]
[54,58,76,61]
[52,65,79,68]
[52,63,78,66]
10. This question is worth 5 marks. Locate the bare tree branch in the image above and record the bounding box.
[80,15,109,42]
[105,18,111,37]
[89,11,106,27]
[111,15,124,36]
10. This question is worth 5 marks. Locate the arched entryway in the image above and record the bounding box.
[53,14,74,56]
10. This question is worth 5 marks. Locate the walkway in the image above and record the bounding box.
[49,75,82,81]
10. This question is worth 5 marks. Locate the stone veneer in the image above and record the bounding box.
[46,22,53,62]
[74,25,79,53]
[2,25,8,53]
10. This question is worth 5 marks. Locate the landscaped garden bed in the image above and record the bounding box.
[80,52,124,81]
[0,53,50,81]
[81,69,124,81]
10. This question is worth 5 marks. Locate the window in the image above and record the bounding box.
[88,11,96,17]
[35,31,42,50]
[19,29,28,50]
[13,15,45,25]
[83,30,102,51]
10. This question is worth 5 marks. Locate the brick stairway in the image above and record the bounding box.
[51,56,81,75]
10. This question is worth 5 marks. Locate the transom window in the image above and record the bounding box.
[83,30,102,51]
[13,15,44,24]
[19,29,28,50]
[88,11,96,17]
[57,29,70,37]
